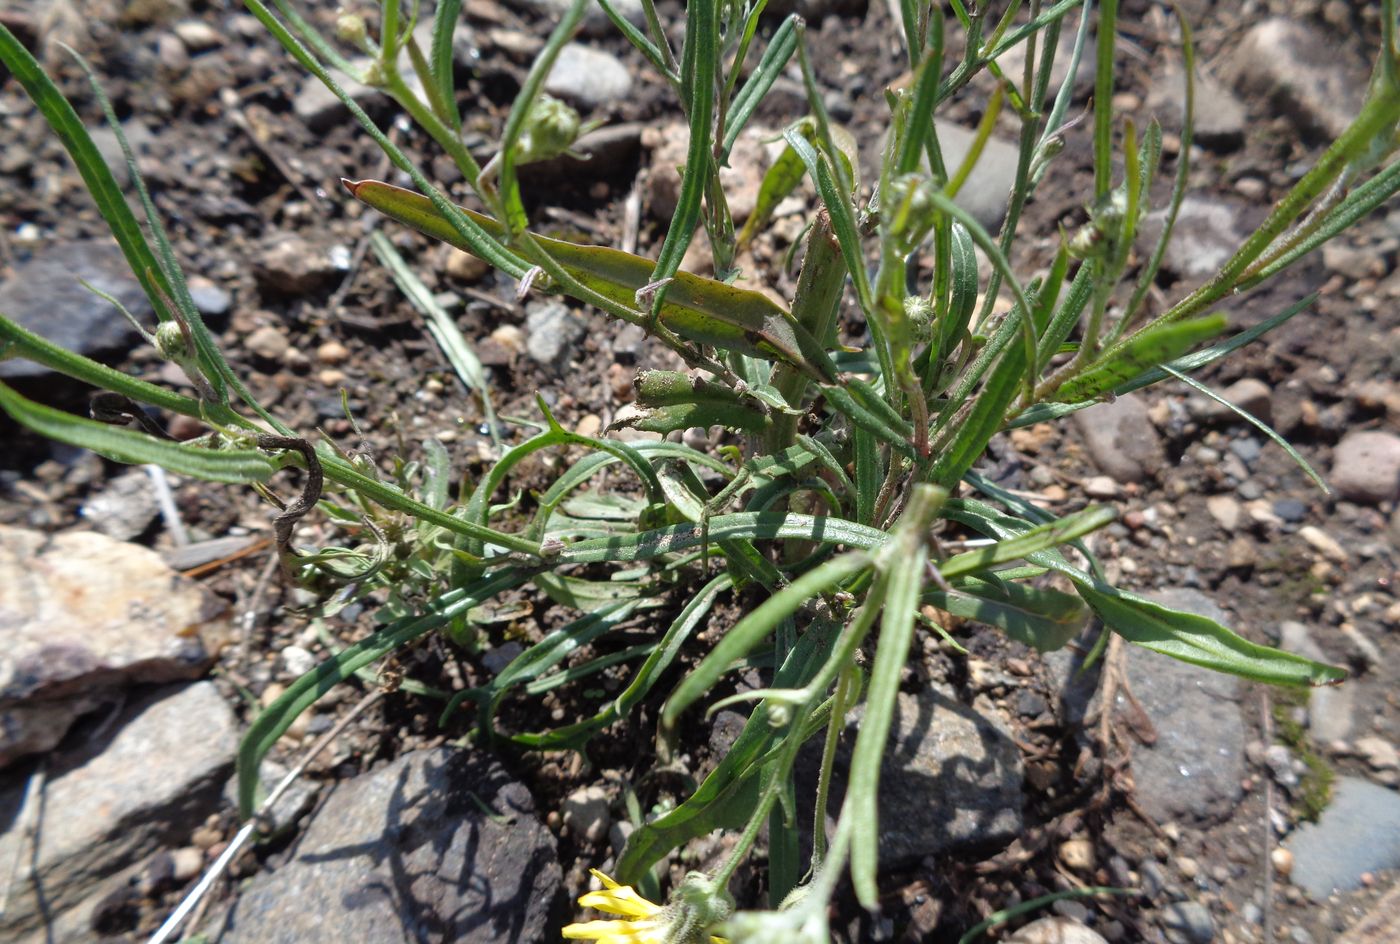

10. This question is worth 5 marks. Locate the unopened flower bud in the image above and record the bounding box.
[334,12,368,45]
[515,95,582,165]
[154,320,188,361]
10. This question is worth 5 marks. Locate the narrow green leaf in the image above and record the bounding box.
[345,179,835,381]
[848,486,938,907]
[1051,313,1227,403]
[617,618,841,884]
[429,0,464,132]
[940,505,1117,578]
[0,382,273,483]
[238,571,528,816]
[926,578,1086,652]
[1079,584,1347,687]
[1163,364,1328,494]
[661,552,871,729]
[647,0,717,315]
[723,16,799,158]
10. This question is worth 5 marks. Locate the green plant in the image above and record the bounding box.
[3,0,1395,938]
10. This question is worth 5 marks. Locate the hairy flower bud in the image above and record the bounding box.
[334,12,368,45]
[516,95,583,165]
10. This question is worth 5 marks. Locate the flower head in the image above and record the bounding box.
[563,869,729,944]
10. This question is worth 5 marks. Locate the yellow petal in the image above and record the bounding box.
[589,868,622,890]
[578,886,662,919]
[561,917,667,944]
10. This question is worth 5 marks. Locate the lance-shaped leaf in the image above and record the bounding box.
[0,381,274,484]
[1050,313,1228,403]
[926,578,1087,652]
[343,179,836,381]
[1078,583,1347,687]
[612,368,774,434]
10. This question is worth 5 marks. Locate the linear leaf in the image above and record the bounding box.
[345,179,835,381]
[926,578,1086,651]
[0,382,273,483]
[940,505,1117,578]
[1078,584,1347,687]
[1051,313,1228,403]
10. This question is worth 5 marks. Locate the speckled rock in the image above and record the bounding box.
[216,748,563,943]
[1126,589,1246,824]
[0,525,229,767]
[1073,393,1165,483]
[0,682,238,941]
[0,240,151,379]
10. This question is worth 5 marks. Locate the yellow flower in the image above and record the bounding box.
[563,870,728,944]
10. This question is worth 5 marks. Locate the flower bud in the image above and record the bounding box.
[154,320,188,361]
[334,12,368,45]
[515,95,583,165]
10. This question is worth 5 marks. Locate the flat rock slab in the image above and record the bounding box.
[216,748,563,944]
[1286,777,1400,899]
[1072,393,1165,484]
[1126,589,1245,824]
[814,686,1023,865]
[1225,18,1367,141]
[0,682,238,940]
[0,240,151,378]
[935,121,1020,232]
[0,525,228,766]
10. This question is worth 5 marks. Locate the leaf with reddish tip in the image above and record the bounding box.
[343,178,836,381]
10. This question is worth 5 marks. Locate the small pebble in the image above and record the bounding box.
[562,784,611,844]
[191,824,222,850]
[1060,838,1096,872]
[490,324,526,354]
[245,325,290,361]
[1299,525,1347,564]
[1085,475,1120,498]
[1271,847,1293,878]
[576,414,602,438]
[607,362,634,401]
[316,340,350,364]
[170,846,204,882]
[281,644,318,677]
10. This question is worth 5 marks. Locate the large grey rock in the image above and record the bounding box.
[1225,18,1367,141]
[821,686,1023,865]
[0,525,229,767]
[1141,196,1252,284]
[1125,589,1246,824]
[0,682,238,941]
[1331,431,1400,504]
[1285,777,1400,898]
[0,240,151,378]
[216,748,563,943]
[544,43,633,110]
[1147,62,1246,150]
[936,121,1020,232]
[1073,393,1165,483]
